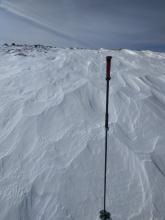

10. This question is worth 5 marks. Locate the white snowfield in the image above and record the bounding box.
[0,45,165,220]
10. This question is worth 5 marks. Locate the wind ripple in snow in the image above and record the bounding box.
[0,45,165,220]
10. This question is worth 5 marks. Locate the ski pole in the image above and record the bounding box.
[99,56,112,220]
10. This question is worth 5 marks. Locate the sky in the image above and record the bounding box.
[0,0,165,51]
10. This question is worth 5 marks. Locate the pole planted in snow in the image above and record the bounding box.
[99,56,112,220]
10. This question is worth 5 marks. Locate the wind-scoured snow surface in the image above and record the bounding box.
[0,45,165,220]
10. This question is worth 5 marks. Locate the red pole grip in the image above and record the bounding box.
[106,56,112,80]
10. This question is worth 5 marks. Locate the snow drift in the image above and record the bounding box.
[0,45,165,220]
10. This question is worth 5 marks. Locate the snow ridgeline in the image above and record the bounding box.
[0,45,165,220]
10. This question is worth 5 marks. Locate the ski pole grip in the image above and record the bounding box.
[106,56,112,80]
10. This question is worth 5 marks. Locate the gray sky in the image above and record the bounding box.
[0,0,165,51]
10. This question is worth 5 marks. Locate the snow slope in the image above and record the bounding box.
[0,45,165,220]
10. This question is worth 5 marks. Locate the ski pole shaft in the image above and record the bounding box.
[99,56,112,220]
[104,56,112,210]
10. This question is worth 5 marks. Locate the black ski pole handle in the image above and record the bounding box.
[106,56,112,80]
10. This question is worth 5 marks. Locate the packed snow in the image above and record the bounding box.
[0,45,165,220]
